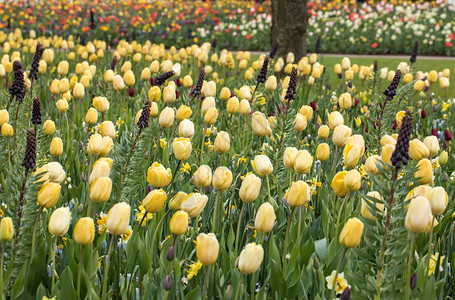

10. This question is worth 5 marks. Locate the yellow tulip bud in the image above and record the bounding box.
[428,70,438,83]
[92,96,110,113]
[365,155,381,175]
[204,107,218,125]
[380,144,395,166]
[72,82,85,99]
[423,136,439,158]
[338,93,352,110]
[43,49,54,64]
[212,167,233,191]
[238,243,264,274]
[415,158,433,184]
[57,60,69,75]
[293,150,313,174]
[202,81,216,97]
[409,139,430,161]
[48,207,71,237]
[173,137,192,161]
[169,211,189,235]
[316,143,330,161]
[44,161,66,183]
[334,63,342,75]
[87,133,103,155]
[361,191,384,221]
[142,189,166,213]
[113,74,125,91]
[299,105,313,121]
[85,107,98,125]
[226,97,239,114]
[194,165,212,188]
[176,105,192,121]
[100,136,114,157]
[74,217,95,245]
[1,123,13,137]
[293,113,307,132]
[345,70,354,81]
[37,182,61,208]
[341,57,351,70]
[414,80,424,92]
[106,202,130,235]
[50,137,63,157]
[430,186,448,216]
[252,154,273,177]
[318,125,330,139]
[439,150,448,166]
[169,192,188,211]
[196,233,219,266]
[56,99,69,113]
[286,180,311,207]
[265,75,277,91]
[328,111,344,129]
[239,86,252,101]
[255,202,276,233]
[183,75,193,88]
[181,193,209,217]
[163,84,176,103]
[239,99,251,115]
[179,119,194,139]
[159,107,175,128]
[239,174,261,202]
[220,87,231,101]
[344,169,361,192]
[343,135,365,168]
[0,109,9,126]
[214,131,230,154]
[50,79,60,94]
[0,217,14,242]
[332,124,352,147]
[283,147,298,168]
[331,171,349,198]
[58,78,70,93]
[90,177,112,203]
[339,217,364,248]
[252,112,269,137]
[405,196,432,233]
[147,162,172,188]
[99,121,115,138]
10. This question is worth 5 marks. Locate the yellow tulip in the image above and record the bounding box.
[255,202,276,233]
[214,131,230,154]
[169,192,188,211]
[286,181,311,207]
[142,189,166,213]
[73,217,95,245]
[409,139,430,161]
[239,174,261,202]
[173,138,192,161]
[50,137,63,157]
[169,211,189,235]
[344,169,361,192]
[415,158,432,184]
[159,107,175,128]
[332,125,351,147]
[293,150,313,174]
[0,217,14,242]
[194,165,212,188]
[106,202,131,235]
[48,207,71,237]
[429,187,448,216]
[37,182,61,208]
[181,193,209,217]
[237,243,264,274]
[251,155,273,177]
[339,217,364,248]
[331,171,348,198]
[361,191,384,221]
[316,143,330,161]
[212,167,233,191]
[405,196,432,233]
[147,162,172,188]
[196,233,219,266]
[90,177,112,203]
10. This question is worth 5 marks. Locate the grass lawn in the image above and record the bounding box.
[320,56,455,98]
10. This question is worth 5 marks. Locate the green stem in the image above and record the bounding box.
[77,245,84,297]
[102,235,115,300]
[203,266,209,300]
[266,175,272,203]
[425,216,435,278]
[30,207,43,260]
[234,273,243,300]
[51,238,57,292]
[150,210,170,262]
[405,233,416,300]
[335,192,350,238]
[65,113,70,153]
[234,202,246,255]
[329,247,347,300]
[1,243,5,300]
[211,190,221,233]
[283,207,296,269]
[200,124,207,164]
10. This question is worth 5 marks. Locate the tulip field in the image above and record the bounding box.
[0,7,455,300]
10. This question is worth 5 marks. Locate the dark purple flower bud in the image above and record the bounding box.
[310,101,316,111]
[443,140,448,149]
[432,128,438,137]
[420,109,427,118]
[338,73,342,79]
[146,185,153,194]
[128,87,134,97]
[340,287,350,300]
[410,274,417,289]
[433,105,437,112]
[175,90,179,99]
[354,98,359,106]
[164,274,172,291]
[166,245,175,261]
[175,78,181,87]
[149,77,155,85]
[444,130,451,141]
[392,121,398,130]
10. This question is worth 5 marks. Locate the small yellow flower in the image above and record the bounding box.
[121,226,132,243]
[325,271,349,295]
[97,212,107,234]
[237,157,247,168]
[185,261,203,280]
[160,138,167,148]
[136,205,153,226]
[180,162,191,174]
[428,253,445,276]
[442,102,450,112]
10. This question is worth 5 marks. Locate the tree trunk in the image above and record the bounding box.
[271,0,309,60]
